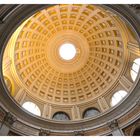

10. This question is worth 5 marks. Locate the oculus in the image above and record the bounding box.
[59,43,76,60]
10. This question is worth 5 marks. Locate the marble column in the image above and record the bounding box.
[0,112,16,136]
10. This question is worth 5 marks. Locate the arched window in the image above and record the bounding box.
[131,58,140,81]
[52,112,70,121]
[22,102,41,116]
[83,107,100,118]
[111,90,128,107]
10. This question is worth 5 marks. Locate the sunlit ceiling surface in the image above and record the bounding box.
[3,4,140,119]
[8,4,127,105]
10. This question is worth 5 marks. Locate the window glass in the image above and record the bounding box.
[111,90,127,106]
[22,102,41,116]
[131,58,140,81]
[52,112,70,121]
[83,108,100,118]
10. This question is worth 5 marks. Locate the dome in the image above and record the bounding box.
[12,4,125,105]
[1,4,140,136]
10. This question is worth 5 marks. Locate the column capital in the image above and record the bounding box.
[4,112,17,126]
[39,129,51,136]
[107,119,119,131]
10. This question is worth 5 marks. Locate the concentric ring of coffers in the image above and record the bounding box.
[2,4,140,121]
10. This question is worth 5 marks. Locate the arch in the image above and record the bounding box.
[131,58,140,82]
[83,107,100,118]
[22,101,41,116]
[52,111,70,121]
[133,126,140,136]
[111,90,128,107]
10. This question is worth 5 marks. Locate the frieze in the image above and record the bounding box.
[119,105,140,125]
[13,121,38,135]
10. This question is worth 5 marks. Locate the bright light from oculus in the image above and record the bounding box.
[59,43,76,60]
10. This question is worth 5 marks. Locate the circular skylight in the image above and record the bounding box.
[59,43,76,60]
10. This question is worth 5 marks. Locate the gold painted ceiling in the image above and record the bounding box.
[3,4,135,107]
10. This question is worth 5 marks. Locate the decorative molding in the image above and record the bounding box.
[39,129,50,136]
[97,97,109,112]
[42,104,48,118]
[74,130,85,136]
[136,97,140,106]
[123,118,140,136]
[19,90,27,105]
[0,107,6,122]
[72,106,80,120]
[4,112,17,126]
[14,88,25,103]
[0,4,140,135]
[128,5,140,14]
[107,120,119,131]
[13,121,38,135]
[48,104,52,119]
[119,76,133,92]
[2,57,12,73]
[127,42,140,56]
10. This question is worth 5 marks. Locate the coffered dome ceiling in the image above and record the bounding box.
[2,4,139,120]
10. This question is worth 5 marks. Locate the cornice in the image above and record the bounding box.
[0,4,140,135]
